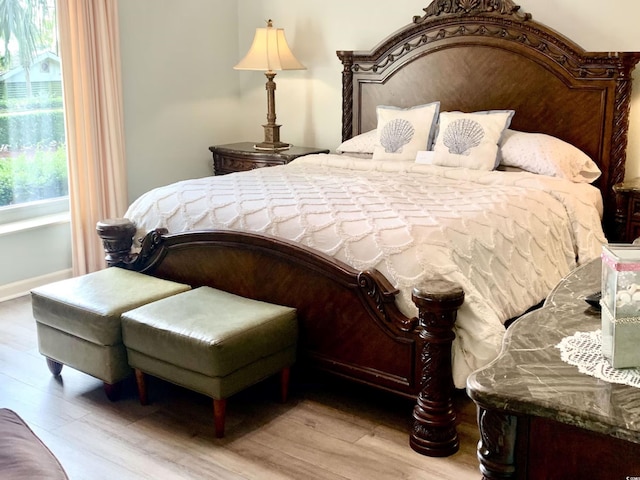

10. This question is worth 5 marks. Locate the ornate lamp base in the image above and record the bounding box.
[253,140,290,151]
[253,72,291,151]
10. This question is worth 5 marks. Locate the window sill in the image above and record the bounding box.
[0,212,70,237]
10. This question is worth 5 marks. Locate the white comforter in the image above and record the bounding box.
[125,154,606,388]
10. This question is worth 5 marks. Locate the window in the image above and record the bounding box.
[0,0,68,223]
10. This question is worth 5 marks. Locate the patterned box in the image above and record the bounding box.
[601,244,640,368]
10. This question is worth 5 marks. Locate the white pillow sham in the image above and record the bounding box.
[336,129,376,156]
[432,110,514,170]
[499,129,601,183]
[372,102,440,161]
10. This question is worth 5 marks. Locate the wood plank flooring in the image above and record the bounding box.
[0,295,481,479]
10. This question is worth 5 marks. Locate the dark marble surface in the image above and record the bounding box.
[467,258,640,445]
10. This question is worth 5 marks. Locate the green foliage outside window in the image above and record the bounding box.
[0,109,65,147]
[0,106,67,207]
[0,95,64,112]
[0,145,67,206]
[0,0,68,210]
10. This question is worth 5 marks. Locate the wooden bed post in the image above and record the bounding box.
[410,280,465,457]
[96,218,137,267]
[338,50,354,142]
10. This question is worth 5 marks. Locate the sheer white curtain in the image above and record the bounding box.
[57,0,128,275]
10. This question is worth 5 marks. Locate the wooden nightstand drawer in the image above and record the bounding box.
[614,177,640,243]
[209,142,330,176]
[630,224,640,244]
[214,154,282,174]
[631,196,640,221]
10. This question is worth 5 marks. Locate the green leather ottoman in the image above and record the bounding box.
[31,268,190,400]
[121,286,298,437]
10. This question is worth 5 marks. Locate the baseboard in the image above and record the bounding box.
[0,269,73,303]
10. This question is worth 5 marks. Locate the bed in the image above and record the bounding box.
[97,0,640,457]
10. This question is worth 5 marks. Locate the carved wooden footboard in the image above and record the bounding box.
[97,218,464,457]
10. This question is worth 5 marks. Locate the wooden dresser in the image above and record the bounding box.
[467,258,640,479]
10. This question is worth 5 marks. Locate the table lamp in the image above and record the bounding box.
[234,19,306,151]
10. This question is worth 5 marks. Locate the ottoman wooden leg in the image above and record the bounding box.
[280,366,291,403]
[134,369,149,405]
[213,398,226,438]
[103,382,121,402]
[46,358,63,376]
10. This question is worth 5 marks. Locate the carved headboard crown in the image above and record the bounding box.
[415,0,531,22]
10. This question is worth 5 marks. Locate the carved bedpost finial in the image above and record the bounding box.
[96,218,136,267]
[414,0,531,23]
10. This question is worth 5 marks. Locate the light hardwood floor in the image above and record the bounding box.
[0,294,481,480]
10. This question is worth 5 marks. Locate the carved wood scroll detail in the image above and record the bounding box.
[348,21,619,81]
[357,270,417,331]
[416,0,530,22]
[131,228,168,270]
[477,407,518,479]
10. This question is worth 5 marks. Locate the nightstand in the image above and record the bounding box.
[209,142,329,175]
[613,177,640,243]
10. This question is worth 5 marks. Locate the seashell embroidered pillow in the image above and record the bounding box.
[372,102,440,161]
[431,110,514,170]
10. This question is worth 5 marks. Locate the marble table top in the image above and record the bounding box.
[466,258,640,445]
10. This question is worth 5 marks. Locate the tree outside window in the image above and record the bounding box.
[0,0,67,208]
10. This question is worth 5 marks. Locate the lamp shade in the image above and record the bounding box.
[234,20,305,72]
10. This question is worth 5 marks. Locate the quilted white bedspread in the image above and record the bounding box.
[125,154,606,388]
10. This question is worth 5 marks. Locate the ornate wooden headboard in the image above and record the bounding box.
[337,0,640,238]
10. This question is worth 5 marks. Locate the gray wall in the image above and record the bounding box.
[119,0,241,204]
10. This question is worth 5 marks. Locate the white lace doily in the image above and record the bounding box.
[556,330,640,388]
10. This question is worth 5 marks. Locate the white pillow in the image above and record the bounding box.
[499,129,601,183]
[336,129,376,156]
[372,102,440,161]
[432,110,514,170]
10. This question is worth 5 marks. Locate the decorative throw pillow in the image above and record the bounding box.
[432,110,514,170]
[336,129,376,157]
[372,102,440,161]
[499,129,601,183]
